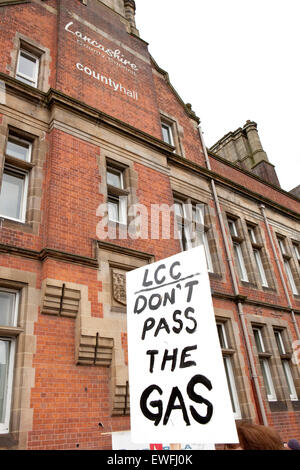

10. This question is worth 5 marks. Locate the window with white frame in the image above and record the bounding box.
[216,322,241,419]
[228,218,249,282]
[253,327,277,401]
[174,199,214,272]
[0,289,19,434]
[0,133,33,223]
[247,225,269,287]
[277,237,299,295]
[16,49,40,88]
[274,329,298,401]
[106,165,128,225]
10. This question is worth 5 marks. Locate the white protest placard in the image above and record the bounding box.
[126,245,239,444]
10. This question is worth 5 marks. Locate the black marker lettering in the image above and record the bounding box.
[134,295,147,314]
[154,264,166,285]
[161,348,178,372]
[185,307,197,333]
[172,310,183,334]
[187,374,213,424]
[146,350,159,373]
[154,317,170,337]
[179,345,197,368]
[185,280,199,302]
[140,385,163,426]
[163,387,190,426]
[170,261,181,280]
[141,317,155,340]
[142,269,153,287]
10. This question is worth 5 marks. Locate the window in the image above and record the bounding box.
[16,49,39,88]
[253,327,277,401]
[0,289,19,434]
[293,243,300,265]
[278,237,299,295]
[247,225,269,287]
[228,218,249,282]
[174,199,213,272]
[161,122,174,146]
[274,330,298,401]
[106,165,128,225]
[0,133,33,223]
[217,322,241,419]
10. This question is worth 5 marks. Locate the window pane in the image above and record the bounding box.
[274,331,285,355]
[254,329,264,353]
[254,249,268,287]
[0,340,10,423]
[6,138,30,162]
[0,171,25,220]
[293,244,300,260]
[174,202,183,218]
[162,124,172,145]
[248,227,257,243]
[223,357,236,413]
[233,243,248,281]
[228,220,237,237]
[0,292,16,327]
[217,324,227,349]
[282,360,298,400]
[18,52,37,80]
[284,260,298,295]
[107,169,122,188]
[108,198,119,222]
[260,359,272,396]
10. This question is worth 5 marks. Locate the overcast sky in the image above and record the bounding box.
[135,0,299,192]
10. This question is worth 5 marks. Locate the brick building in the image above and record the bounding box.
[0,0,299,450]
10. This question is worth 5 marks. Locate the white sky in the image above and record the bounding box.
[135,0,300,192]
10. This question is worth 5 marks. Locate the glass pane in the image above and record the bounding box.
[0,292,16,327]
[162,124,172,145]
[282,361,297,399]
[0,171,25,220]
[108,199,119,222]
[293,244,300,260]
[260,359,272,396]
[284,260,298,295]
[233,243,248,281]
[248,227,257,243]
[254,329,264,353]
[274,331,285,355]
[254,249,268,287]
[228,220,237,237]
[107,169,122,188]
[223,357,236,413]
[0,340,10,423]
[174,202,183,218]
[16,75,35,86]
[217,324,226,349]
[6,138,30,161]
[18,52,37,80]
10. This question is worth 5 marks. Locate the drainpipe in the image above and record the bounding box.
[198,125,268,426]
[260,204,300,340]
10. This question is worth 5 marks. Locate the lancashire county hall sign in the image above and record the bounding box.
[126,246,239,444]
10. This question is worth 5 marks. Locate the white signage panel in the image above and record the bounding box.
[127,246,238,444]
[111,431,215,450]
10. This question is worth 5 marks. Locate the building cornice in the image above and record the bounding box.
[0,243,99,268]
[212,290,300,315]
[168,153,300,221]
